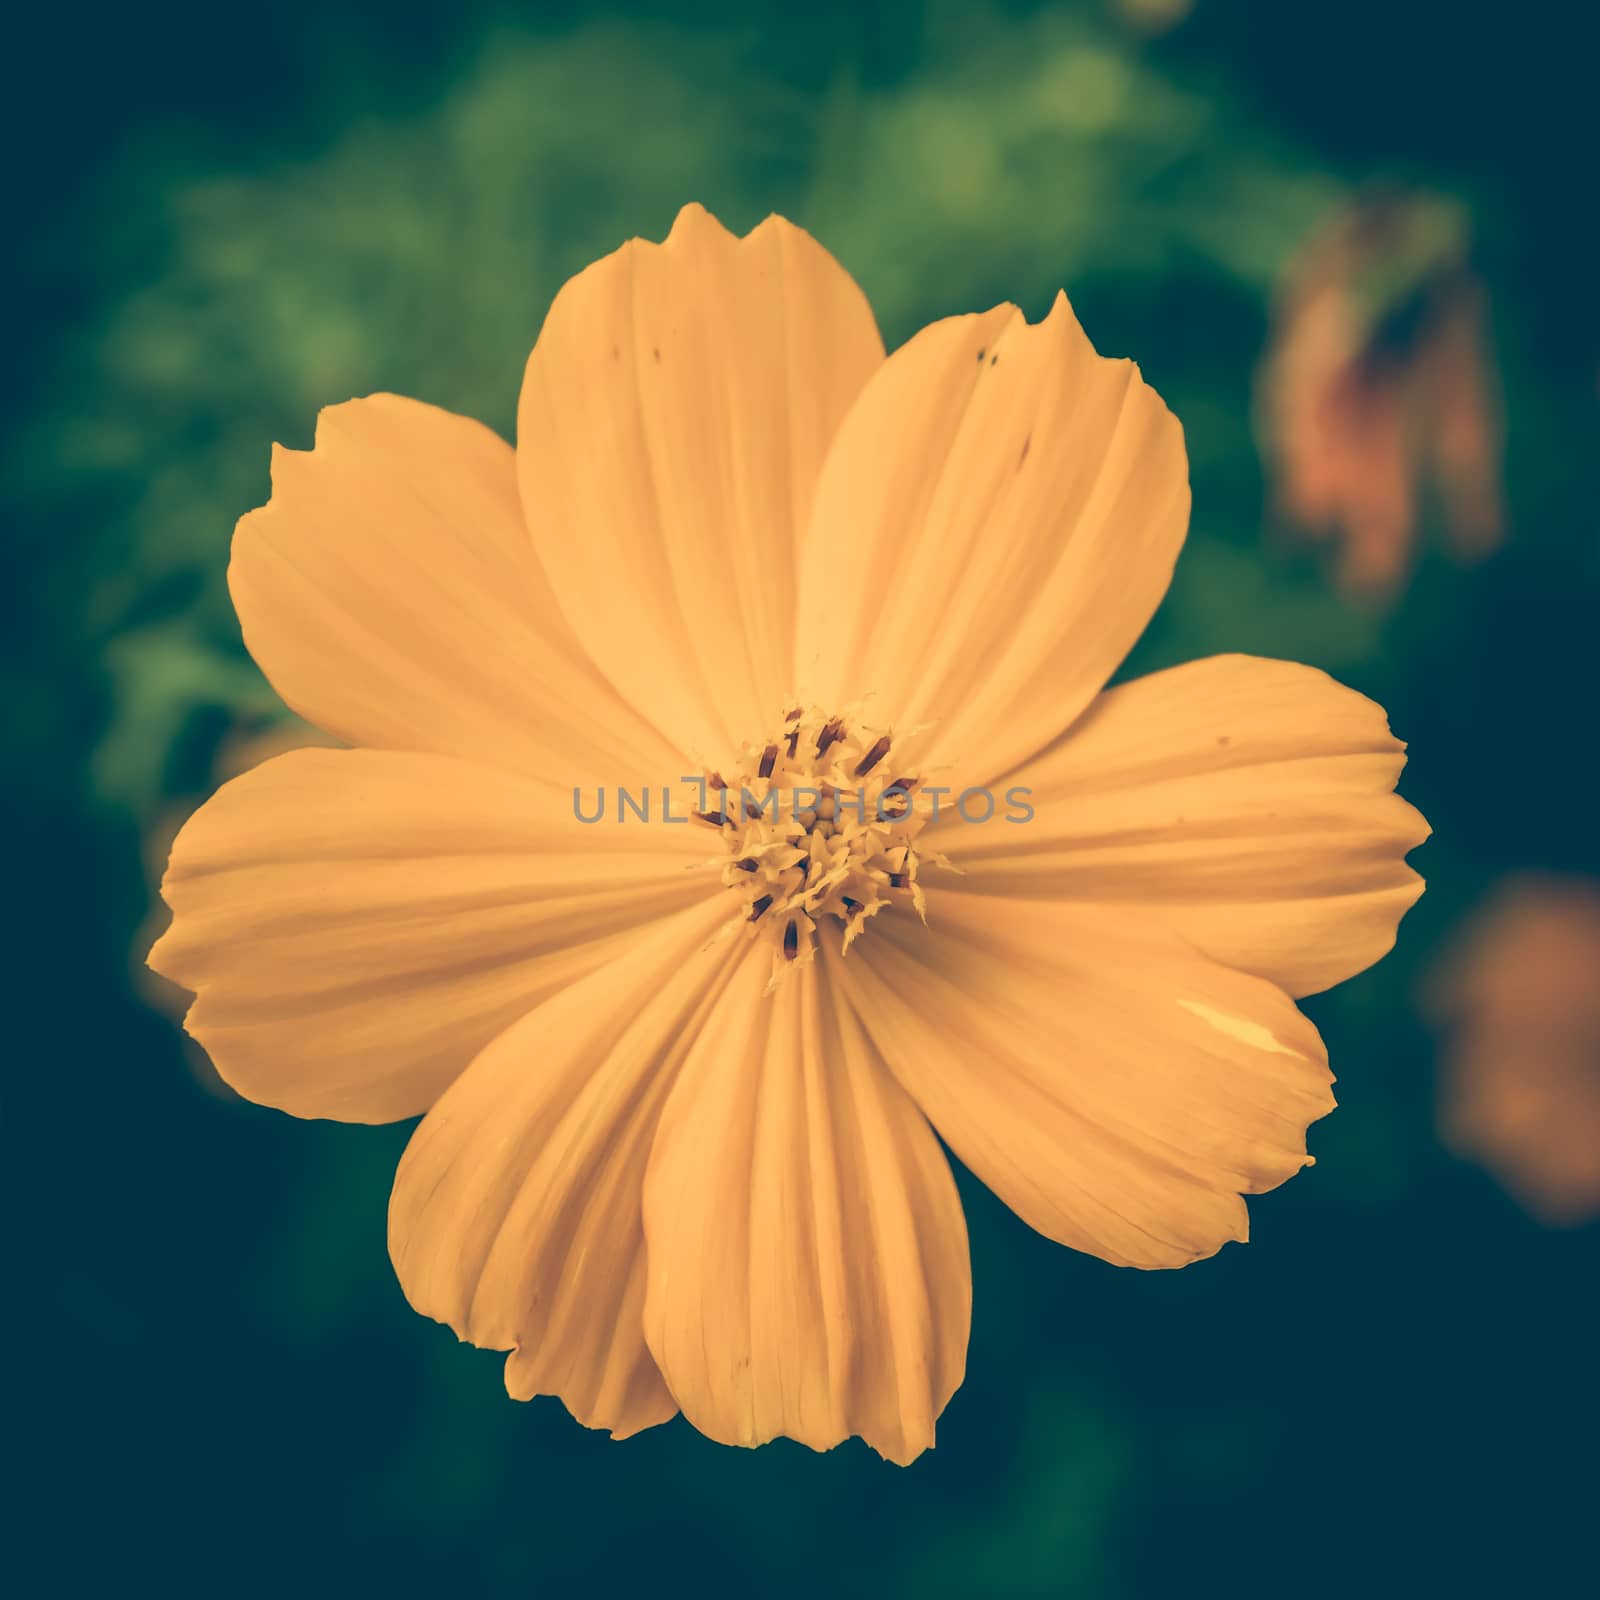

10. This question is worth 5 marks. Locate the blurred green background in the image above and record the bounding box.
[8,1,1598,1594]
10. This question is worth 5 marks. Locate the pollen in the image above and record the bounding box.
[694,709,953,987]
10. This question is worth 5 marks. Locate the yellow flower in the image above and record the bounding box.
[150,203,1428,1463]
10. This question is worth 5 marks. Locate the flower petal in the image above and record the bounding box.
[642,950,970,1464]
[935,654,1430,996]
[517,203,885,768]
[834,893,1335,1271]
[231,393,680,779]
[794,292,1189,785]
[148,748,711,1123]
[389,898,735,1439]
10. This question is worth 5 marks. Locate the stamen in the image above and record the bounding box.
[704,708,946,982]
[854,735,892,776]
[881,775,916,818]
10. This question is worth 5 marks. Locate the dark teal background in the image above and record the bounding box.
[7,3,1598,1594]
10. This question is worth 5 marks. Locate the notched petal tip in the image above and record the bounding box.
[143,920,182,987]
[663,198,733,247]
[236,393,490,562]
[1404,806,1434,852]
[502,1347,679,1442]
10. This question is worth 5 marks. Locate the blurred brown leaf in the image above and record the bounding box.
[1260,191,1505,601]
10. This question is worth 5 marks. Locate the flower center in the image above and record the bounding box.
[697,708,949,986]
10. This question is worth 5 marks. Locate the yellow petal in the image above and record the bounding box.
[148,748,711,1122]
[517,203,885,768]
[231,393,680,780]
[642,950,970,1464]
[389,897,734,1440]
[794,292,1189,785]
[835,893,1335,1271]
[936,654,1430,996]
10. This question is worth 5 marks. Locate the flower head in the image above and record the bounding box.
[150,203,1428,1462]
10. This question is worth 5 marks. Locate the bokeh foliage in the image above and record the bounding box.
[8,2,1597,1595]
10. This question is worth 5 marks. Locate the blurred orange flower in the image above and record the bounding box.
[1426,875,1600,1226]
[1260,192,1504,599]
[150,204,1427,1461]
